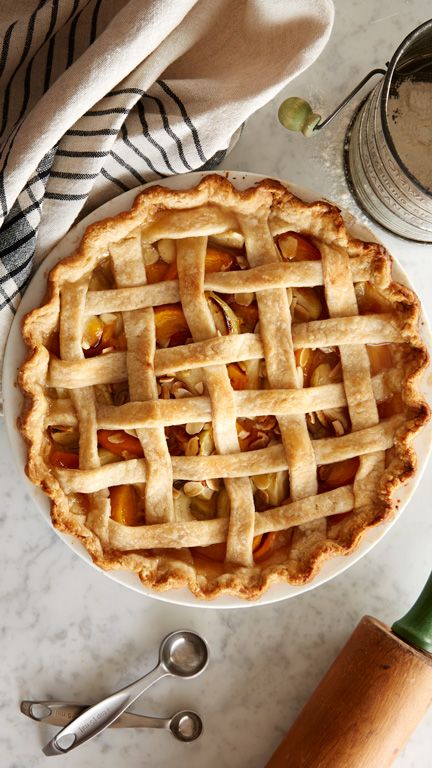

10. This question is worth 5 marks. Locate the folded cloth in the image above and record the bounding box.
[0,0,334,397]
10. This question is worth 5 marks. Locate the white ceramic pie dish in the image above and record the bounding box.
[4,170,432,608]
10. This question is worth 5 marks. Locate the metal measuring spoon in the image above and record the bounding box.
[21,700,203,741]
[43,629,208,756]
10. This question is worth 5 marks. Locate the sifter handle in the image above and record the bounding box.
[265,615,432,768]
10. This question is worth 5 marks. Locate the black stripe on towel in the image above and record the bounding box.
[121,123,160,176]
[66,0,82,68]
[137,101,176,173]
[49,170,99,180]
[100,167,129,192]
[44,191,89,200]
[0,0,50,136]
[89,0,103,44]
[55,148,110,158]
[157,79,207,164]
[143,94,192,170]
[66,127,119,136]
[87,107,129,116]
[0,21,18,78]
[16,0,62,127]
[110,150,147,184]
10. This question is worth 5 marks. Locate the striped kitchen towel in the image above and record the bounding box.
[0,0,334,394]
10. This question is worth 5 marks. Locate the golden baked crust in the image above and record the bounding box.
[18,175,430,600]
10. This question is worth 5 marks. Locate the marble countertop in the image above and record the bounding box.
[2,2,432,766]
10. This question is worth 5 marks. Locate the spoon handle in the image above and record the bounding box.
[21,700,169,730]
[42,665,166,756]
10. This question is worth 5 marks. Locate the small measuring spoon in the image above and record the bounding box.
[43,629,208,756]
[21,700,203,741]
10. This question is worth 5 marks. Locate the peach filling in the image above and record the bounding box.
[82,315,126,357]
[194,532,275,564]
[109,485,143,526]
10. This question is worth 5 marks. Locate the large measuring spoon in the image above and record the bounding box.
[43,629,208,756]
[21,700,203,742]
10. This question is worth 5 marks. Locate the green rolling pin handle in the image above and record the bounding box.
[278,68,386,137]
[392,570,432,654]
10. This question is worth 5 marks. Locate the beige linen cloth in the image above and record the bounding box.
[0,0,334,400]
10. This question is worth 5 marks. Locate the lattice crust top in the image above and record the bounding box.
[19,175,429,600]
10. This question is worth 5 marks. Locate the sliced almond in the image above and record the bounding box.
[200,485,214,500]
[234,292,254,306]
[316,410,329,427]
[292,288,322,321]
[107,433,126,444]
[332,419,345,436]
[199,429,214,456]
[185,422,205,435]
[185,436,200,456]
[50,430,78,447]
[238,429,250,440]
[100,312,118,325]
[161,383,171,399]
[310,363,332,387]
[248,433,270,450]
[210,230,244,249]
[184,481,205,497]
[278,235,298,260]
[252,473,270,491]
[172,385,192,399]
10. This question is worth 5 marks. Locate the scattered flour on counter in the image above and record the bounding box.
[388,79,432,192]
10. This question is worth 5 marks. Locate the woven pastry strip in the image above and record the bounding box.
[110,234,174,524]
[107,486,355,552]
[83,257,373,315]
[320,242,385,510]
[59,279,110,546]
[176,236,256,566]
[47,315,402,388]
[44,371,401,429]
[238,210,318,501]
[57,416,403,495]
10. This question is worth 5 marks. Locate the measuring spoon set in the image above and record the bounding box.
[20,630,208,756]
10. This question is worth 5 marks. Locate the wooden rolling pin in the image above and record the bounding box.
[266,571,432,768]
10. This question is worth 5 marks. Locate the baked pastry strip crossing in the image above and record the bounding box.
[45,371,400,429]
[320,242,385,511]
[48,315,402,389]
[109,234,174,524]
[176,236,256,566]
[56,414,404,496]
[107,486,355,552]
[237,210,318,501]
[83,257,373,315]
[59,279,110,546]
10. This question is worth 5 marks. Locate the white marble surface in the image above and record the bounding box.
[2,1,432,766]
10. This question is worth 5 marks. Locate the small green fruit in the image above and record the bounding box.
[278,97,321,137]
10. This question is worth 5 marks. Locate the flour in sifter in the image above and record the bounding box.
[388,79,432,192]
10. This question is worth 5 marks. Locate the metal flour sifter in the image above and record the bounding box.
[279,20,432,242]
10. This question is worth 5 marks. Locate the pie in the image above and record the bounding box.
[18,175,429,600]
